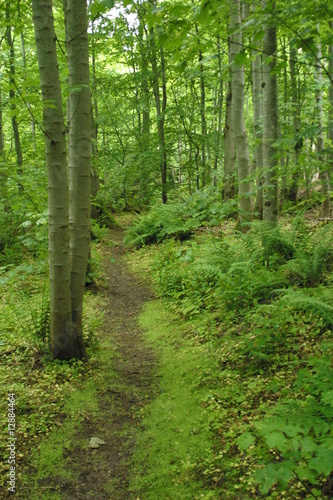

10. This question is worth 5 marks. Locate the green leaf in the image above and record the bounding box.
[255,465,277,494]
[264,431,288,452]
[237,431,256,450]
[309,449,333,476]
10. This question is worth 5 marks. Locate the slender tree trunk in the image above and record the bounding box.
[327,23,333,189]
[315,37,330,217]
[223,79,236,200]
[90,15,100,220]
[20,29,36,147]
[65,0,91,358]
[230,0,252,219]
[252,23,263,218]
[149,24,167,203]
[288,43,302,203]
[195,23,208,187]
[32,0,74,359]
[138,11,150,151]
[6,2,23,180]
[262,0,279,225]
[214,36,223,183]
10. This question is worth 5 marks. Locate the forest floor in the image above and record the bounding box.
[58,226,157,499]
[17,225,159,499]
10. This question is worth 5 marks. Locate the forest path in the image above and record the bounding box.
[62,225,157,499]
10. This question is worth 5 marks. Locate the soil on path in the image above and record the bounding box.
[60,226,157,499]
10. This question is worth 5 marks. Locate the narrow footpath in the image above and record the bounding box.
[60,226,157,499]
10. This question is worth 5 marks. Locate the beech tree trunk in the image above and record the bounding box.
[149,23,167,204]
[223,80,236,200]
[90,11,100,220]
[65,0,91,358]
[195,23,208,187]
[252,16,263,218]
[137,10,150,152]
[32,0,74,359]
[230,0,252,220]
[315,37,330,217]
[262,0,279,225]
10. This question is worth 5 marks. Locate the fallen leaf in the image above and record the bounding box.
[89,436,106,448]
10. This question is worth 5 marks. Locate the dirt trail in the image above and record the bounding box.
[60,226,157,499]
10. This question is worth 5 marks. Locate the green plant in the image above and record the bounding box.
[239,347,333,497]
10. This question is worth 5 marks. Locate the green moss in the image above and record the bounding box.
[129,301,223,499]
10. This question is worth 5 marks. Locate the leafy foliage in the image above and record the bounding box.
[124,187,237,247]
[146,212,333,497]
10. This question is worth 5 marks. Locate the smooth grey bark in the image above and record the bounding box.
[214,35,223,182]
[195,23,208,187]
[32,0,74,359]
[230,0,252,220]
[252,28,263,218]
[262,0,279,225]
[223,79,236,200]
[149,23,167,204]
[65,0,91,358]
[90,13,100,220]
[137,10,150,151]
[315,37,330,217]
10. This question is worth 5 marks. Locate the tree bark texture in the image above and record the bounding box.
[223,80,236,200]
[65,0,91,358]
[149,24,167,204]
[230,0,252,220]
[32,0,74,359]
[315,38,330,217]
[327,25,333,191]
[262,0,279,225]
[252,21,263,218]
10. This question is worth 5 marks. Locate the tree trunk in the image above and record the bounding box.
[223,79,236,200]
[214,36,223,184]
[32,0,74,359]
[195,23,208,187]
[65,0,91,358]
[252,26,263,218]
[315,37,330,217]
[327,24,333,191]
[230,0,252,220]
[137,10,150,152]
[6,2,23,181]
[288,43,301,203]
[90,11,100,220]
[262,0,279,225]
[149,24,167,204]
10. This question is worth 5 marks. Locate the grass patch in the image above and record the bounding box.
[129,301,224,499]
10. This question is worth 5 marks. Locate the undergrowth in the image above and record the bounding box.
[127,202,333,498]
[0,243,104,498]
[124,186,237,247]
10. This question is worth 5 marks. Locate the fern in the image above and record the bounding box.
[240,351,333,495]
[279,289,333,328]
